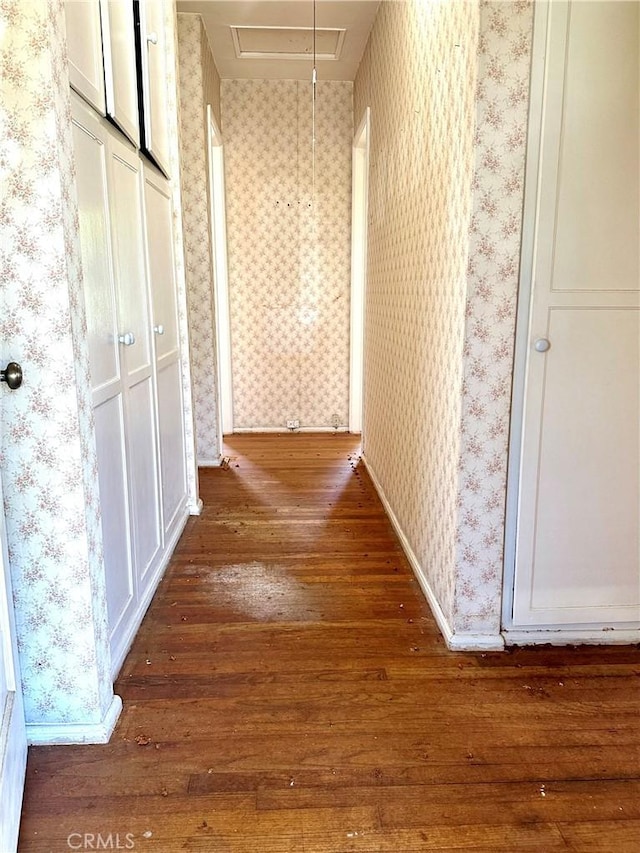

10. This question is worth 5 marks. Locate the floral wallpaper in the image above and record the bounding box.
[355,0,480,625]
[177,13,220,462]
[355,0,534,643]
[453,0,534,635]
[0,0,113,726]
[222,79,353,430]
[166,0,200,508]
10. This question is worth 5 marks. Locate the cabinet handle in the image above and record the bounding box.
[153,324,165,335]
[118,332,136,346]
[147,32,158,45]
[534,338,551,353]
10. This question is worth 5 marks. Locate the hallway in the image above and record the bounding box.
[18,435,640,852]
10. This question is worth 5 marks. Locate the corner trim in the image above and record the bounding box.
[362,454,505,653]
[26,694,123,746]
[189,497,204,515]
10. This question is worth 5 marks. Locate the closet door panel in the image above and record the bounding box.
[156,360,187,535]
[101,0,140,146]
[127,376,162,587]
[65,0,106,114]
[136,0,171,176]
[94,396,134,638]
[71,103,117,394]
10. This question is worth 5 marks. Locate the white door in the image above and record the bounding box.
[101,0,140,146]
[510,1,640,627]
[107,134,162,603]
[72,95,136,654]
[0,460,27,851]
[64,0,106,114]
[143,167,187,544]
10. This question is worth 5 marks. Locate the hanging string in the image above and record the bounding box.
[311,0,317,201]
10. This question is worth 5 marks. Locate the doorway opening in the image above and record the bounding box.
[349,106,370,434]
[206,104,233,442]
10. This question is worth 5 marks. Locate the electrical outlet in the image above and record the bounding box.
[331,413,340,429]
[286,419,300,430]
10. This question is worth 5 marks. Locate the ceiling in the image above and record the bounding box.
[176,0,381,81]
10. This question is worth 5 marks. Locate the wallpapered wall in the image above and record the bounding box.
[0,0,113,727]
[222,79,352,430]
[355,0,480,627]
[454,1,534,635]
[177,14,221,463]
[355,0,534,642]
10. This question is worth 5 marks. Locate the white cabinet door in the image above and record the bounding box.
[101,0,140,146]
[64,0,106,114]
[0,468,26,853]
[511,1,640,627]
[71,95,136,658]
[136,0,171,176]
[143,167,186,543]
[107,134,162,601]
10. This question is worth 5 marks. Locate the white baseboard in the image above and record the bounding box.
[27,694,122,746]
[189,497,204,515]
[362,455,504,653]
[232,426,350,434]
[198,458,221,467]
[503,628,640,646]
[109,506,190,680]
[449,632,505,651]
[361,454,454,645]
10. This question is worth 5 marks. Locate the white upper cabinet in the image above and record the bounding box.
[101,0,140,146]
[64,0,107,115]
[135,0,171,176]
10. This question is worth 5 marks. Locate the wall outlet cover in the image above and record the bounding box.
[286,419,300,430]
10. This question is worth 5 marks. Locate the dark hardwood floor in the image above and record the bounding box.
[18,434,640,852]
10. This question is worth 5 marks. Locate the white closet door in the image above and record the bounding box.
[107,134,162,599]
[101,0,140,146]
[143,166,186,543]
[136,0,171,176]
[71,95,136,651]
[64,0,106,114]
[512,1,640,627]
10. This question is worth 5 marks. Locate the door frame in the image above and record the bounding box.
[206,104,233,440]
[502,0,548,630]
[349,107,370,435]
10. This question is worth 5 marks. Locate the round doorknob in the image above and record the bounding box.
[1,361,23,390]
[118,332,136,346]
[534,338,551,353]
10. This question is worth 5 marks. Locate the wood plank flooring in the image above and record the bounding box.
[18,434,640,852]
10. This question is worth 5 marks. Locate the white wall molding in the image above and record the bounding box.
[27,695,122,746]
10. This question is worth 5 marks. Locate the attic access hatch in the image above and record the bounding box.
[230,25,346,61]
